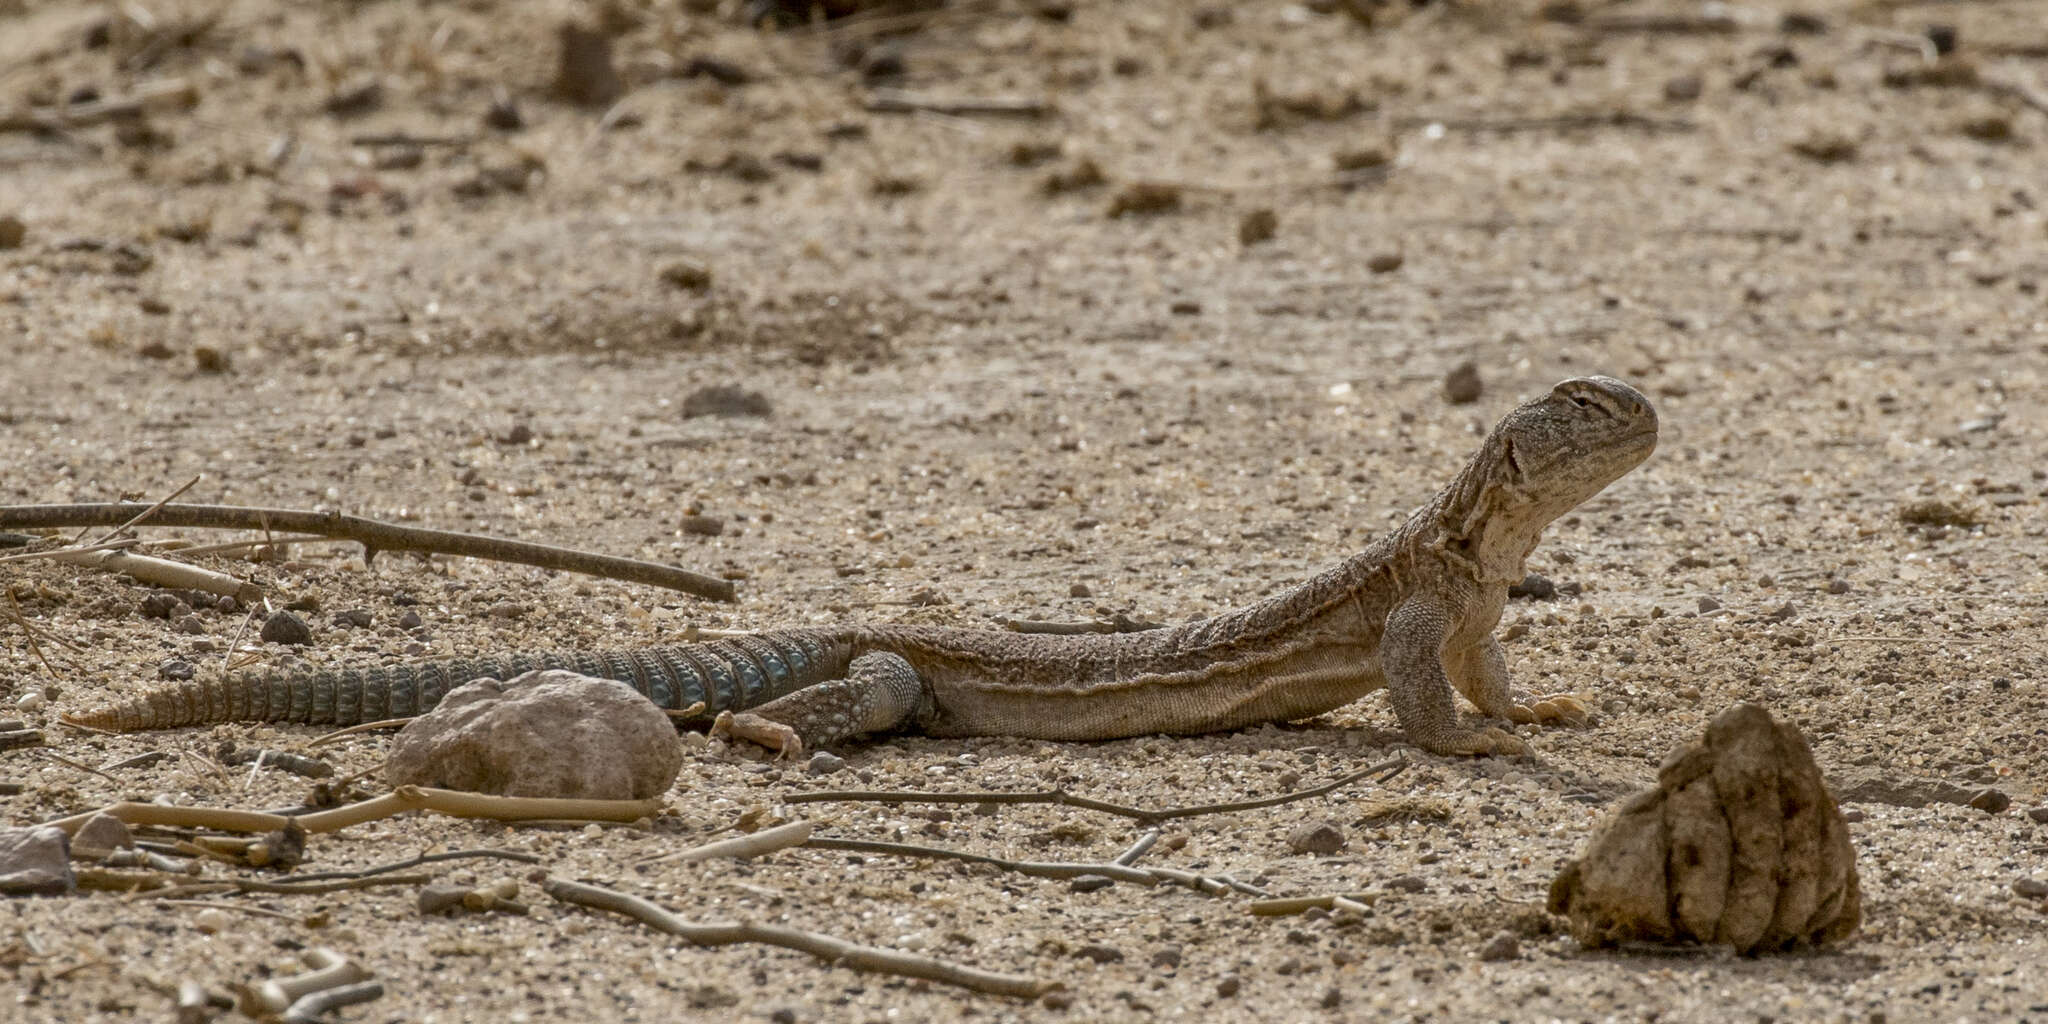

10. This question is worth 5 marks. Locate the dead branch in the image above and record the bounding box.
[0,503,736,602]
[542,875,1054,998]
[138,872,435,900]
[785,757,1406,823]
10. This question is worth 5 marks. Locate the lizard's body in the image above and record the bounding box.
[69,376,1657,757]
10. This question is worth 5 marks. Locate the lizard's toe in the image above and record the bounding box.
[711,711,806,760]
[1424,727,1532,757]
[1510,692,1590,727]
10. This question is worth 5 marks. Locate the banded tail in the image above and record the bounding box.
[65,630,854,732]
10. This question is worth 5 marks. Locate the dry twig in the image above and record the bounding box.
[786,757,1406,823]
[0,503,736,601]
[542,875,1054,998]
[284,847,542,884]
[644,820,814,865]
[42,785,664,836]
[804,836,1265,896]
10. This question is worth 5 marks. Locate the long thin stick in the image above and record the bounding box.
[85,474,200,546]
[803,836,1263,895]
[785,757,1406,823]
[282,847,543,884]
[542,876,1054,998]
[0,503,736,602]
[41,786,664,835]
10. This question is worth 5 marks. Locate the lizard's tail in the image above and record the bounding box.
[65,633,854,732]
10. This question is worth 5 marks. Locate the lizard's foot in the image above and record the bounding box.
[1505,692,1590,727]
[710,710,806,760]
[1422,727,1532,757]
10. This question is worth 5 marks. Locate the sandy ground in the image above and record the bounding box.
[3,0,2047,1020]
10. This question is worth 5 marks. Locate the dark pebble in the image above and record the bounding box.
[1385,875,1426,893]
[1217,975,1242,997]
[158,659,195,681]
[1478,933,1520,961]
[172,615,205,635]
[1320,987,1342,1009]
[1068,874,1113,893]
[138,593,183,619]
[2013,878,2048,899]
[260,611,313,645]
[1239,208,1277,246]
[1150,947,1182,969]
[1968,788,2011,814]
[805,752,846,776]
[1442,360,1482,404]
[1697,596,1723,613]
[681,385,773,418]
[1509,573,1555,600]
[1075,944,1122,964]
[1287,821,1346,855]
[680,515,725,537]
[2027,807,2048,824]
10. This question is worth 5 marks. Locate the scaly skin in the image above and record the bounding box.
[70,376,1657,758]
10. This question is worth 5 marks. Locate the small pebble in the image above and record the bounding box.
[487,601,527,619]
[260,611,312,645]
[1697,596,1723,613]
[1508,572,1555,600]
[1150,947,1182,970]
[1320,987,1342,1009]
[139,592,183,619]
[1663,74,1703,102]
[1217,975,1242,997]
[806,752,846,776]
[0,214,25,250]
[1366,251,1404,274]
[2012,878,2048,899]
[1385,875,1426,894]
[192,909,232,934]
[158,660,195,681]
[15,692,46,712]
[1286,821,1347,855]
[1478,932,1521,961]
[1075,943,1123,963]
[680,515,725,537]
[1068,874,1113,893]
[1442,360,1483,404]
[1238,208,1277,246]
[1968,788,2011,814]
[2026,807,2048,824]
[397,609,423,630]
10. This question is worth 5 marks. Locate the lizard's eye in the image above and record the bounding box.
[1566,393,1590,408]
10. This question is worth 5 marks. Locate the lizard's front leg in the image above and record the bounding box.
[1382,598,1530,756]
[1448,636,1590,728]
[711,652,930,759]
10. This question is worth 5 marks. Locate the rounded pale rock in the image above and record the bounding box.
[0,825,75,896]
[1547,703,1860,955]
[385,670,682,800]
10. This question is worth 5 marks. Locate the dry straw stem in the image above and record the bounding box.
[542,875,1054,998]
[0,502,736,601]
[0,77,198,133]
[42,785,664,836]
[644,819,814,866]
[1249,892,1383,916]
[46,548,260,602]
[785,756,1406,823]
[284,847,542,885]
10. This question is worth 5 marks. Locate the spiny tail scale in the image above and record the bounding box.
[65,631,854,732]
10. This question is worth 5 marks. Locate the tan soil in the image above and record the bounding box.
[3,0,2047,1021]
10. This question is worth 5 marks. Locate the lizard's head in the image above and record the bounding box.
[1438,375,1658,577]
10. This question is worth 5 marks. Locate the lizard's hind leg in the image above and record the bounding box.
[711,652,929,759]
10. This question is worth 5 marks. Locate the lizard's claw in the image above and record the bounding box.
[710,710,806,760]
[1506,692,1590,727]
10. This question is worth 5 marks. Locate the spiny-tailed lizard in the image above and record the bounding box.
[69,376,1657,758]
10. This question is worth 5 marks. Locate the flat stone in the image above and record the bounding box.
[386,670,682,800]
[1287,821,1347,855]
[0,826,74,896]
[72,812,133,852]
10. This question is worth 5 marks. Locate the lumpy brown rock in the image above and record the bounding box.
[386,670,681,800]
[1548,704,1860,955]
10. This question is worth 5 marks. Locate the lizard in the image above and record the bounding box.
[65,375,1657,758]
